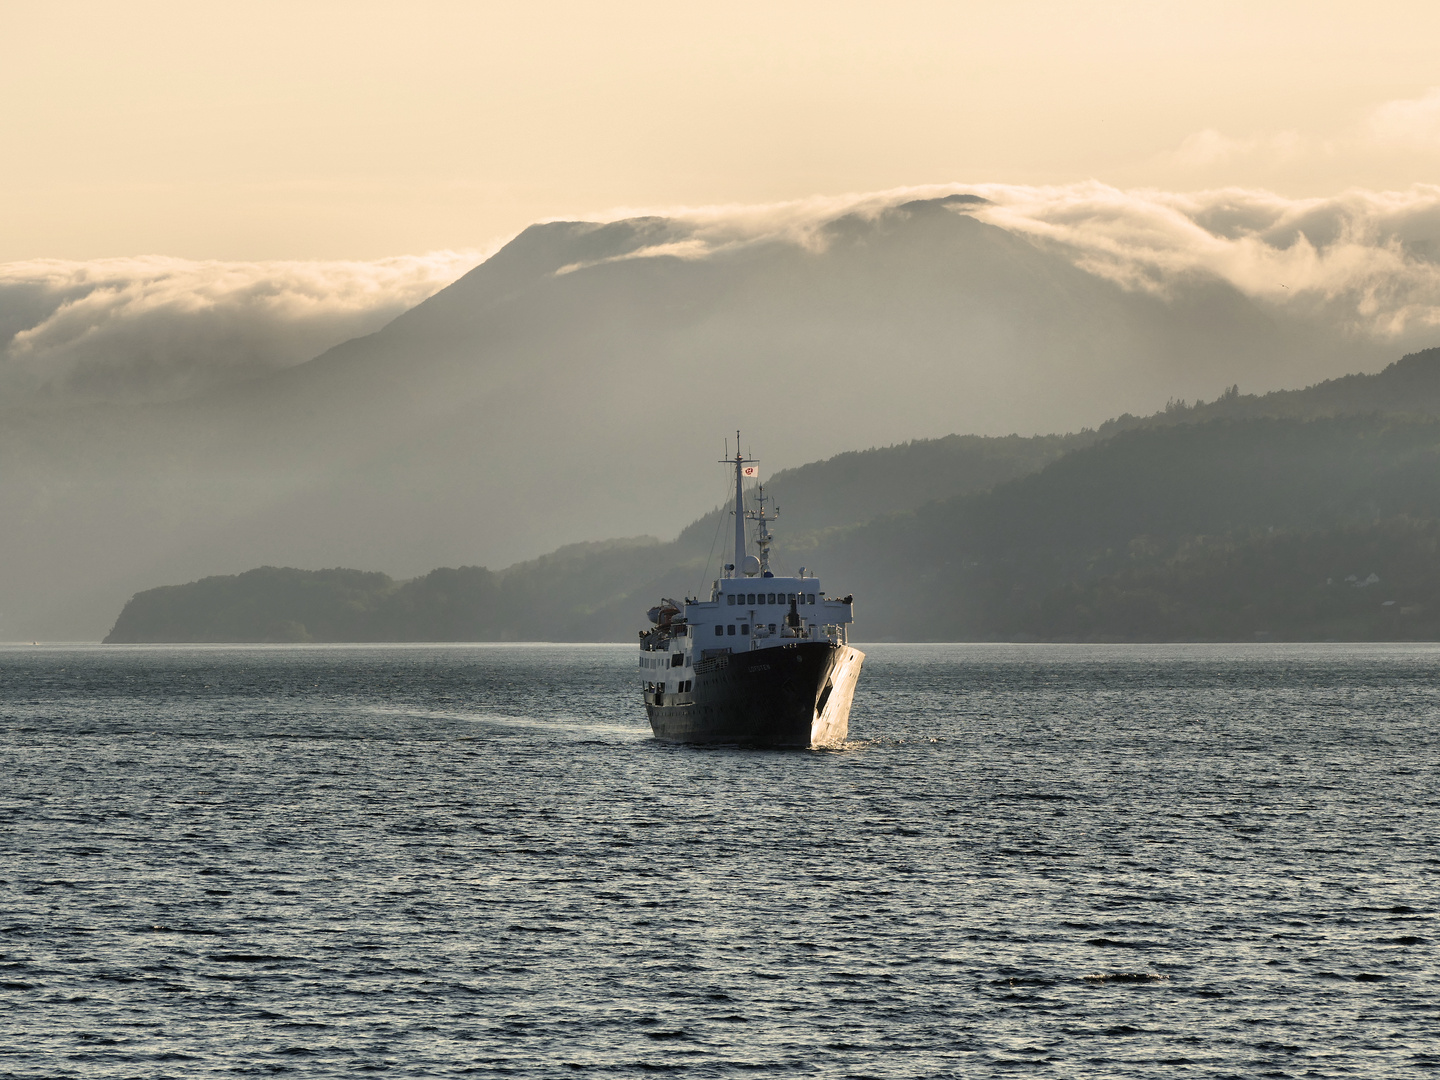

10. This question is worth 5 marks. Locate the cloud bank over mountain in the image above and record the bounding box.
[972,183,1440,341]
[8,183,1440,409]
[0,251,482,403]
[641,181,1440,344]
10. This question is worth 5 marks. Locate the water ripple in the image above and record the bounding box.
[1,642,1437,1077]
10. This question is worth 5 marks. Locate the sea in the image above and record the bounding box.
[2,642,1436,1078]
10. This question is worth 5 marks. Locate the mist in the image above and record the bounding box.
[0,251,482,404]
[4,183,1440,640]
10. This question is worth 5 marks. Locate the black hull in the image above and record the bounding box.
[646,640,862,748]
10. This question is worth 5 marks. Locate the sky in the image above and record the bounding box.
[7,1,1440,262]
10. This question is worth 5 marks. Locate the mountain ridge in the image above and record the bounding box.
[105,346,1440,643]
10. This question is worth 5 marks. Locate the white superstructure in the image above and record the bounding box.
[639,434,861,746]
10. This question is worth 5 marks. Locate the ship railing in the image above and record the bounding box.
[695,651,729,675]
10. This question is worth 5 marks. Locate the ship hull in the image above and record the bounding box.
[646,641,865,748]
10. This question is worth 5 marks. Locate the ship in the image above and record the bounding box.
[639,436,864,747]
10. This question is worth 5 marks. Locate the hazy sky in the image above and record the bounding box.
[7,0,1440,261]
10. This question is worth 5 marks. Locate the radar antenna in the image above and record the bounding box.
[744,484,779,574]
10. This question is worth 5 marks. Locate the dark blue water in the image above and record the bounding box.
[2,642,1437,1077]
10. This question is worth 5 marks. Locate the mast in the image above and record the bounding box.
[745,484,778,574]
[721,431,755,578]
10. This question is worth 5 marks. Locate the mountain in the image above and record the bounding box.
[820,412,1440,639]
[1031,519,1440,642]
[104,433,1082,643]
[106,347,1440,643]
[0,196,1404,639]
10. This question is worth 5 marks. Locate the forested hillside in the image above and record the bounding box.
[1031,519,1440,641]
[106,348,1440,642]
[820,414,1440,639]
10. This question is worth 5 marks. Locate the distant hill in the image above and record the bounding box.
[106,566,502,643]
[2,194,1400,639]
[1029,519,1440,642]
[821,411,1440,639]
[106,348,1440,643]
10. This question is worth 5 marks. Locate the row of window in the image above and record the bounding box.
[726,592,816,606]
[716,623,787,636]
[639,653,688,668]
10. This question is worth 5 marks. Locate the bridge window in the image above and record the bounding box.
[807,594,815,604]
[726,624,735,636]
[766,592,774,604]
[746,593,754,604]
[714,625,723,637]
[726,594,735,606]
[740,623,749,634]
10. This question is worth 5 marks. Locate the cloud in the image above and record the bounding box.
[1169,129,1306,169]
[966,182,1440,340]
[1151,87,1440,215]
[584,181,1440,344]
[1164,89,1440,167]
[1368,87,1440,148]
[0,251,484,405]
[11,176,1440,408]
